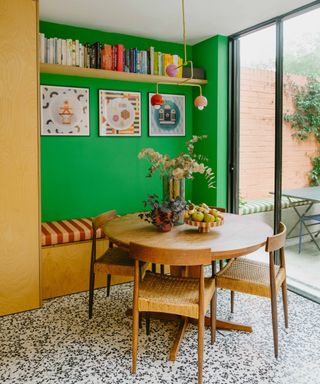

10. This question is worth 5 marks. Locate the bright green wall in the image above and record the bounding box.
[40,21,193,221]
[192,35,228,208]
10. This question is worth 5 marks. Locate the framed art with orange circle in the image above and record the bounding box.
[99,89,141,136]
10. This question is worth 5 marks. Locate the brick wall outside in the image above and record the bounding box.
[239,68,319,201]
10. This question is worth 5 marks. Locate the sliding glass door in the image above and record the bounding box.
[229,3,320,302]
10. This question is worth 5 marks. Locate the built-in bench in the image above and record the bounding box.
[41,218,131,299]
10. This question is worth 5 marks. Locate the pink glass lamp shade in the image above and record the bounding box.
[194,95,208,110]
[151,93,164,109]
[166,64,179,77]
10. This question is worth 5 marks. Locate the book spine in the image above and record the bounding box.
[129,48,134,72]
[149,46,154,75]
[178,56,183,78]
[57,39,62,65]
[53,37,57,64]
[86,44,91,68]
[136,50,141,74]
[61,39,67,65]
[143,51,148,74]
[124,48,130,72]
[66,39,73,65]
[96,43,101,69]
[39,33,46,63]
[154,51,158,75]
[158,52,163,76]
[75,40,80,66]
[116,44,124,71]
[79,43,84,67]
[71,40,76,66]
[89,44,96,68]
[49,38,55,64]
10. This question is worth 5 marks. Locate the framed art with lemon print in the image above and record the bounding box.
[148,93,185,137]
[99,89,141,136]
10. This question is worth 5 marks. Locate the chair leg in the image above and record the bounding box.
[299,219,303,253]
[160,264,165,275]
[88,272,95,319]
[270,290,279,358]
[282,280,289,329]
[132,308,139,374]
[146,313,151,336]
[210,291,217,344]
[230,291,235,313]
[106,274,111,297]
[198,314,204,384]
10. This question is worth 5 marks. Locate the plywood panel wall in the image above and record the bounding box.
[0,0,40,316]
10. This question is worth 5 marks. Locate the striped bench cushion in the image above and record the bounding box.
[239,197,311,215]
[41,218,104,246]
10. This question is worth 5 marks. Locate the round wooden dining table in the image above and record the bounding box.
[104,212,273,360]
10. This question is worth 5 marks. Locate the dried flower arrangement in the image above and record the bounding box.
[138,194,187,232]
[138,135,215,188]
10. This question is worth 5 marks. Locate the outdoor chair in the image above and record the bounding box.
[299,214,320,253]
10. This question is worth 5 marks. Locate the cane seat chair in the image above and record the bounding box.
[88,210,148,319]
[130,243,216,384]
[215,222,288,358]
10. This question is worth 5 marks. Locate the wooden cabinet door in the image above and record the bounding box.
[0,0,41,316]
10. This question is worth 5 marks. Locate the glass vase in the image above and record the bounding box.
[162,176,185,225]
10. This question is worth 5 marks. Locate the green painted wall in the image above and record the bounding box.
[191,35,228,208]
[40,21,194,221]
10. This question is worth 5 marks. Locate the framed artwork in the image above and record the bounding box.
[99,90,141,136]
[149,93,185,136]
[40,85,89,136]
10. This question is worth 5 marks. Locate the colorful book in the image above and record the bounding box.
[147,46,154,75]
[66,39,73,66]
[153,51,158,75]
[101,44,113,70]
[178,57,183,78]
[115,44,124,71]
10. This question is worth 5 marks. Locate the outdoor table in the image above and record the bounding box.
[282,186,320,250]
[104,212,272,360]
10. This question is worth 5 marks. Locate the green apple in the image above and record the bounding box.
[192,211,204,222]
[204,213,214,223]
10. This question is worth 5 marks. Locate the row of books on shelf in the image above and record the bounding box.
[39,33,184,77]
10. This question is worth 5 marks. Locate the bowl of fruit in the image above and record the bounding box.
[184,203,224,233]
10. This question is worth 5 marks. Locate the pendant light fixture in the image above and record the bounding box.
[150,0,207,111]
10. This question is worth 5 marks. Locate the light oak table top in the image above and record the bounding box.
[104,213,273,260]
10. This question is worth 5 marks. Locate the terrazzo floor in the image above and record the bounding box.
[1,283,320,384]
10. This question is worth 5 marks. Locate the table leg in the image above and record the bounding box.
[287,199,314,237]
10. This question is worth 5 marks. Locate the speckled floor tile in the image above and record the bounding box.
[0,283,320,384]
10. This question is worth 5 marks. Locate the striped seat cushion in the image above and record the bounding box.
[239,197,311,215]
[41,218,104,246]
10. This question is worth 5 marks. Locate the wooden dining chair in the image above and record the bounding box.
[130,243,216,384]
[88,210,148,320]
[215,222,288,358]
[209,206,226,272]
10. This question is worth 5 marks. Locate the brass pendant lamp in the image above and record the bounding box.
[150,0,207,110]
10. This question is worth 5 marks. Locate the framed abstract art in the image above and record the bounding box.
[148,93,185,136]
[99,90,141,136]
[40,85,89,136]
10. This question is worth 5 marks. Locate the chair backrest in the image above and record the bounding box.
[265,222,286,252]
[129,242,212,266]
[92,210,117,230]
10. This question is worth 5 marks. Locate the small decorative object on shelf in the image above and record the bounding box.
[139,194,187,232]
[184,202,224,233]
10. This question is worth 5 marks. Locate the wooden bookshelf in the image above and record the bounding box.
[40,63,208,85]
